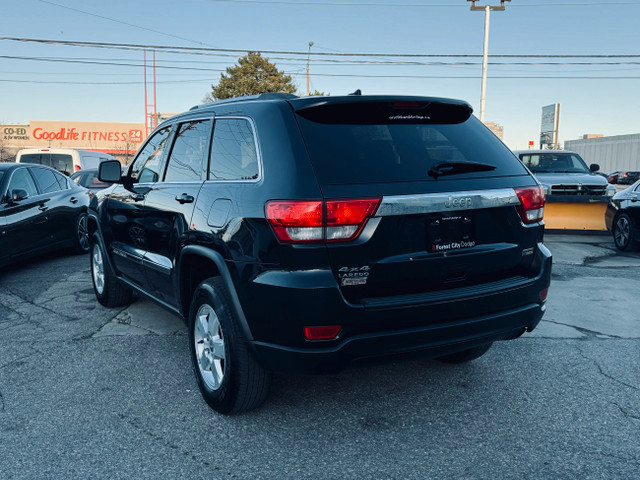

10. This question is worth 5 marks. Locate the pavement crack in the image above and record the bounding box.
[0,347,43,372]
[3,286,74,321]
[0,387,5,411]
[574,344,640,392]
[543,320,621,339]
[115,414,212,467]
[614,403,640,422]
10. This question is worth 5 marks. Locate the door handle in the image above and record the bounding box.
[130,193,145,202]
[69,196,78,204]
[175,194,195,204]
[39,205,48,212]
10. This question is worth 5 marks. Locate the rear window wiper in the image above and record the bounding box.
[428,161,496,179]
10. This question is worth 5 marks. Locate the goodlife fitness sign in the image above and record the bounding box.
[2,120,146,154]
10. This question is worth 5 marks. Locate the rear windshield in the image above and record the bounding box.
[20,153,73,175]
[295,104,526,185]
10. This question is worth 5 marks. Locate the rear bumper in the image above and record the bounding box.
[252,302,544,373]
[245,243,552,374]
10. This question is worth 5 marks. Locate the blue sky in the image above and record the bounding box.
[1,0,639,149]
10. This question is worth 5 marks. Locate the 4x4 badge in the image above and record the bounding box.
[338,266,370,286]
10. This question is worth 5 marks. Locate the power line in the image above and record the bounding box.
[37,0,218,48]
[2,37,639,59]
[3,54,639,68]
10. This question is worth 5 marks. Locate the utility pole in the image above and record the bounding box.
[468,0,510,123]
[306,41,314,96]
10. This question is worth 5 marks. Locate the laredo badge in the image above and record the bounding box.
[338,266,370,286]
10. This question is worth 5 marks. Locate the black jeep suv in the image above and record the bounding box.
[90,93,552,414]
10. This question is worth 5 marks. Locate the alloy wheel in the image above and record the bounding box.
[615,216,630,248]
[77,214,89,251]
[194,303,226,391]
[92,243,105,295]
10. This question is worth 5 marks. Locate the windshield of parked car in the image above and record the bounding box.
[519,153,590,174]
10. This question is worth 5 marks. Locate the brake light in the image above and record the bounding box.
[266,198,380,244]
[265,201,323,242]
[304,325,342,340]
[514,186,545,224]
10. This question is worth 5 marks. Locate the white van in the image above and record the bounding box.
[16,148,117,175]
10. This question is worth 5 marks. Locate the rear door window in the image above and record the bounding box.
[30,167,62,193]
[209,118,259,181]
[164,119,213,182]
[295,102,526,185]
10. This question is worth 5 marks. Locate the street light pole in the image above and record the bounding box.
[468,0,510,123]
[306,41,314,96]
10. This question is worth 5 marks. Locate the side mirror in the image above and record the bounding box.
[98,160,123,183]
[589,163,600,173]
[11,189,29,202]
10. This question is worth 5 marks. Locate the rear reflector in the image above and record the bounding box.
[514,186,545,224]
[304,325,342,340]
[266,198,380,244]
[539,288,549,302]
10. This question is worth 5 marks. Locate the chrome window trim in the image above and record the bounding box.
[206,115,263,184]
[375,188,521,217]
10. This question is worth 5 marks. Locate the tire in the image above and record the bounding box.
[437,343,493,364]
[73,212,91,254]
[90,234,133,308]
[613,213,637,251]
[189,277,270,414]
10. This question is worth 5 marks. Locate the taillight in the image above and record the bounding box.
[514,186,545,225]
[265,201,323,243]
[325,199,379,242]
[75,165,81,172]
[266,198,380,244]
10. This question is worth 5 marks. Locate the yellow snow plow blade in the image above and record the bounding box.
[544,201,608,231]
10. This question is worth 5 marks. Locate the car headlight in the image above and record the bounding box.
[606,185,616,197]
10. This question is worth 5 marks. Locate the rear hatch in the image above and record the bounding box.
[290,97,543,303]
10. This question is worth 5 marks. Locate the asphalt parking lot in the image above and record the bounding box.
[1,234,639,479]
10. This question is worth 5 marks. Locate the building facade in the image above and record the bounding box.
[1,120,146,163]
[484,121,504,141]
[564,133,640,173]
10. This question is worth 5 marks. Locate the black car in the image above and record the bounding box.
[70,168,111,192]
[89,93,552,414]
[605,179,640,251]
[0,163,92,268]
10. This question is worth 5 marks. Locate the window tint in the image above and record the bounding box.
[50,154,73,175]
[19,153,73,175]
[130,126,172,183]
[19,153,45,165]
[8,168,39,198]
[296,114,525,184]
[53,171,70,189]
[165,119,212,182]
[209,119,259,181]
[30,167,62,193]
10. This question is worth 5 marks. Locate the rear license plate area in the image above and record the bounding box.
[427,214,475,253]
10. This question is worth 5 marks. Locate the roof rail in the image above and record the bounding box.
[189,92,299,111]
